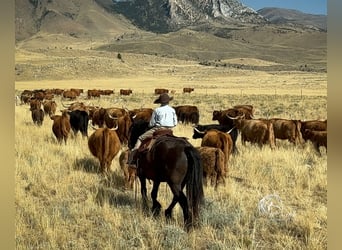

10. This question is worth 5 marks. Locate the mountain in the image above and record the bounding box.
[257,7,327,31]
[112,0,267,33]
[15,0,327,77]
[15,0,140,41]
[15,0,327,41]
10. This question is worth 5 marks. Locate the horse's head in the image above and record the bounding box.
[128,119,150,149]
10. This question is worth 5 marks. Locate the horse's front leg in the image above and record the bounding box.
[151,181,162,217]
[139,176,149,213]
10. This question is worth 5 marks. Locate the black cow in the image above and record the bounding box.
[192,124,239,154]
[68,110,89,137]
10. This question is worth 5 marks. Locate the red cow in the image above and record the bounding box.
[268,118,303,145]
[88,127,121,173]
[183,87,194,94]
[200,129,233,175]
[301,120,327,141]
[154,88,169,95]
[230,115,276,149]
[303,129,327,155]
[196,146,226,189]
[50,111,71,144]
[120,89,132,95]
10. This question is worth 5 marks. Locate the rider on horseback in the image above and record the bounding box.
[127,93,178,167]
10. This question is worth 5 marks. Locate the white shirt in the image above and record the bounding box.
[149,105,178,128]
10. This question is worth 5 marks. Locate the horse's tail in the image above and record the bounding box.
[184,146,204,221]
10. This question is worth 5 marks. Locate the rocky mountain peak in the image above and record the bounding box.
[113,0,267,33]
[168,0,266,25]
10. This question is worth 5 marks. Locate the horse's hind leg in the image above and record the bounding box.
[178,191,192,229]
[166,184,190,227]
[151,181,162,217]
[165,196,178,220]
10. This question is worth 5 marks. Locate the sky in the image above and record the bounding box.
[240,0,327,15]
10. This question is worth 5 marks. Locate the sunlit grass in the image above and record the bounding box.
[15,89,327,249]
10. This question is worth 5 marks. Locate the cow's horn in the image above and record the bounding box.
[110,124,119,131]
[193,127,205,134]
[108,113,118,120]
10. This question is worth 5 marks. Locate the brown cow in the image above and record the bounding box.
[230,115,276,149]
[61,101,89,114]
[20,94,31,105]
[183,87,194,94]
[33,90,45,101]
[232,105,254,119]
[101,89,114,96]
[268,118,303,145]
[87,89,101,99]
[201,129,233,175]
[154,88,169,95]
[104,108,127,128]
[88,127,121,173]
[31,108,44,126]
[120,89,132,95]
[43,100,57,116]
[52,88,64,96]
[107,112,132,145]
[130,108,153,122]
[196,146,226,189]
[174,105,199,125]
[44,93,54,100]
[70,88,83,96]
[91,107,107,127]
[50,111,71,144]
[119,149,137,189]
[29,98,41,111]
[303,129,327,155]
[62,90,78,100]
[301,120,327,141]
[212,109,241,128]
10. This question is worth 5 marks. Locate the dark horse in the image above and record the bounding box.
[128,119,204,230]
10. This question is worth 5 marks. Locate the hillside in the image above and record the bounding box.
[257,7,327,31]
[15,0,140,41]
[15,0,327,82]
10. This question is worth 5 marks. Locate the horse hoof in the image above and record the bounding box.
[165,210,172,219]
[152,207,161,217]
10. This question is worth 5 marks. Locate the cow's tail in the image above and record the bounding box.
[294,120,303,145]
[102,128,111,170]
[220,135,229,170]
[83,114,89,137]
[61,114,70,139]
[184,146,204,223]
[267,121,276,149]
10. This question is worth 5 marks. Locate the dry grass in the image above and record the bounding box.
[15,84,326,249]
[14,3,327,247]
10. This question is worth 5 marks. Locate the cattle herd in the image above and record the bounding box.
[17,88,327,189]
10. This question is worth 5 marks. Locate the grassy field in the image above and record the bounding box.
[15,82,327,249]
[14,1,328,247]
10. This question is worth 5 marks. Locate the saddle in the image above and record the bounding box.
[138,128,174,153]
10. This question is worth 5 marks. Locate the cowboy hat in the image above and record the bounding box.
[154,93,173,104]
